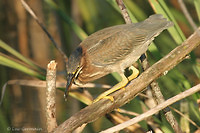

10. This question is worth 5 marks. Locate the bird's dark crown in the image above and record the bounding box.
[66,46,83,75]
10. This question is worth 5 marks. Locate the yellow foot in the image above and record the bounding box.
[93,95,114,103]
[128,66,139,81]
[93,73,128,103]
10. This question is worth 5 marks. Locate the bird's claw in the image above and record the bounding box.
[93,96,114,103]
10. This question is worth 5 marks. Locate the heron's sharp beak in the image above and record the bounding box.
[64,73,75,100]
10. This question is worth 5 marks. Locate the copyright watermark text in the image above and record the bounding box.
[7,126,43,132]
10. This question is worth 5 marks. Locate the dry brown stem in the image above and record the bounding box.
[46,60,58,132]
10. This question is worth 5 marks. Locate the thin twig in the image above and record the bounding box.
[116,0,132,24]
[117,108,164,133]
[115,108,139,116]
[169,106,200,129]
[0,79,110,107]
[100,83,200,133]
[5,79,111,89]
[46,60,58,132]
[106,112,143,132]
[150,81,182,133]
[115,1,151,132]
[52,27,200,133]
[178,0,198,31]
[20,0,68,62]
[0,83,7,106]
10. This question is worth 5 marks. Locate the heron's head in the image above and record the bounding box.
[65,46,83,99]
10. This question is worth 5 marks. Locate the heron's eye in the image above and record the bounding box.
[72,71,76,74]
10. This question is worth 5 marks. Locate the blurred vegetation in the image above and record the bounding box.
[0,0,200,132]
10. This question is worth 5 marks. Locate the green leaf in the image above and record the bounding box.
[149,0,186,45]
[194,0,200,22]
[45,0,88,40]
[0,53,44,80]
[0,40,44,73]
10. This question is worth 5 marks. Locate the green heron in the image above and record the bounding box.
[65,14,173,102]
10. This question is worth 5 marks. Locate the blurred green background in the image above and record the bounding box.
[0,0,200,132]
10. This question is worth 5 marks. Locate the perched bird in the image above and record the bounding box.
[65,14,173,102]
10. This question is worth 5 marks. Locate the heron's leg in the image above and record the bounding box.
[93,73,128,103]
[128,66,139,81]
